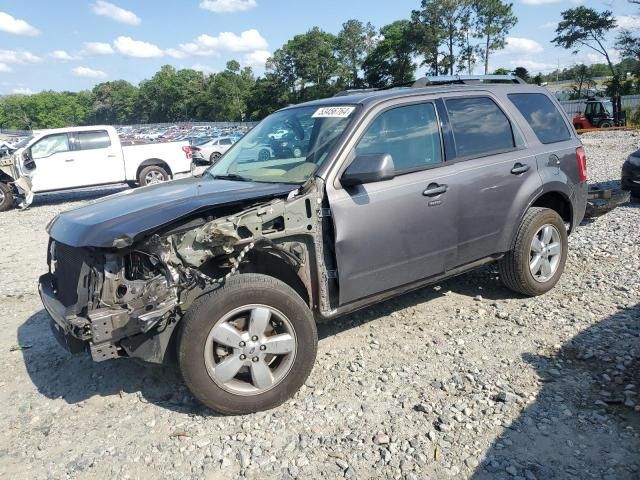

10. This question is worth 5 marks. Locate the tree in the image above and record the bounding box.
[458,12,480,74]
[363,20,417,87]
[569,64,595,99]
[336,19,377,87]
[512,66,530,82]
[493,68,510,75]
[440,0,473,75]
[533,73,543,86]
[552,7,617,79]
[92,80,139,125]
[474,0,517,75]
[411,1,446,75]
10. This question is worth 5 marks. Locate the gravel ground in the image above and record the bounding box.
[0,131,638,480]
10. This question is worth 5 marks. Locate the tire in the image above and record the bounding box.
[178,273,317,415]
[292,147,303,158]
[258,149,271,161]
[599,121,612,128]
[498,207,568,297]
[574,124,583,130]
[209,152,222,165]
[138,165,169,186]
[0,182,14,212]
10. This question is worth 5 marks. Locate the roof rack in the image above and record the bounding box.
[412,74,525,87]
[333,88,378,97]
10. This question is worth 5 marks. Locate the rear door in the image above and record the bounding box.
[439,94,541,265]
[327,100,461,305]
[69,129,124,186]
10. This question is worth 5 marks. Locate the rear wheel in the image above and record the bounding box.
[599,121,612,128]
[178,274,317,415]
[0,182,14,212]
[498,207,568,297]
[138,165,169,186]
[209,152,222,164]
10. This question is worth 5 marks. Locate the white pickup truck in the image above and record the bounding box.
[0,125,193,211]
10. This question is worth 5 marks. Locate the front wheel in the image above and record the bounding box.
[599,121,612,128]
[178,274,317,415]
[209,152,222,165]
[0,182,14,212]
[498,207,568,297]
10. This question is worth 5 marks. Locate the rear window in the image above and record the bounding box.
[76,130,111,150]
[508,93,571,144]
[445,97,515,158]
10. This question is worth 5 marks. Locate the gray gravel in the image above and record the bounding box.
[0,131,638,480]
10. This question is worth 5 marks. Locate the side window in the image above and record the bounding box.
[31,134,70,159]
[355,103,442,172]
[508,93,571,144]
[76,130,111,151]
[445,97,515,158]
[220,138,233,145]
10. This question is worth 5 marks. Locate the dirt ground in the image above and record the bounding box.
[0,131,638,480]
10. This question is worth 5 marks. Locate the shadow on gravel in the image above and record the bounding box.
[471,304,640,480]
[318,264,518,340]
[17,309,214,415]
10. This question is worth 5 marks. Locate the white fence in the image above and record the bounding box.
[560,95,640,115]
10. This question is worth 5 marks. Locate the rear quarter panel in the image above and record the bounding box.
[122,141,191,180]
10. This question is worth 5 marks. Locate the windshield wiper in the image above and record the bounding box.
[209,173,249,182]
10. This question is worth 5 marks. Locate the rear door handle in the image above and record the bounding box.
[511,163,530,175]
[65,159,74,163]
[107,154,117,158]
[423,183,448,197]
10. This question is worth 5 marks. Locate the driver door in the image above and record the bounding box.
[327,101,460,305]
[27,133,79,192]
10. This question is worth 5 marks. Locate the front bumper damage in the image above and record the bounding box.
[39,181,325,365]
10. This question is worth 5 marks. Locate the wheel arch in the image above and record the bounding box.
[136,159,173,179]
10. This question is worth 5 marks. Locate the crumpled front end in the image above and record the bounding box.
[39,182,325,364]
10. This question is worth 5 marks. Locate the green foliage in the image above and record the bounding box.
[493,68,510,75]
[552,7,617,78]
[336,19,377,87]
[474,0,517,75]
[363,20,417,88]
[512,67,530,82]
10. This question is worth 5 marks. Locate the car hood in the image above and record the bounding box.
[47,176,297,248]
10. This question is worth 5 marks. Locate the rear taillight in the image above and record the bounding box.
[576,146,587,182]
[182,145,193,159]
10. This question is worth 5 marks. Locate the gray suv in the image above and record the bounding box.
[39,75,588,414]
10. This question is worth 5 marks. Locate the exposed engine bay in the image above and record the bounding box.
[42,181,334,364]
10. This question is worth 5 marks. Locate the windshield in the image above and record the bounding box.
[601,100,613,115]
[206,104,357,184]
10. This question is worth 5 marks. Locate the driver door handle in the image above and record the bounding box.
[511,163,530,175]
[423,183,448,197]
[65,159,75,163]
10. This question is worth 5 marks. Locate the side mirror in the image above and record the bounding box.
[341,153,395,187]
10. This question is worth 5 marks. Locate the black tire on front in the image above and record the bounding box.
[178,274,317,415]
[138,165,169,186]
[0,182,14,212]
[498,207,568,297]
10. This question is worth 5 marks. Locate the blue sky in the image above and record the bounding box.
[1,0,638,94]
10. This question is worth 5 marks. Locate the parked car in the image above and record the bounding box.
[197,137,236,164]
[0,126,192,211]
[621,148,640,198]
[38,75,588,415]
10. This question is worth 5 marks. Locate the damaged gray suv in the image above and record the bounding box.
[39,76,588,414]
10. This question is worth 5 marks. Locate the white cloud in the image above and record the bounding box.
[192,64,217,74]
[82,41,115,55]
[113,36,163,57]
[0,63,12,73]
[509,59,556,72]
[243,49,270,68]
[166,48,187,59]
[50,50,76,61]
[0,50,41,64]
[178,30,268,56]
[616,15,640,30]
[499,37,544,55]
[12,87,33,94]
[0,11,39,36]
[541,21,557,29]
[91,1,140,26]
[72,66,107,78]
[199,0,257,13]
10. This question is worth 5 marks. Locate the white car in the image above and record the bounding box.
[198,137,235,164]
[0,125,192,211]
